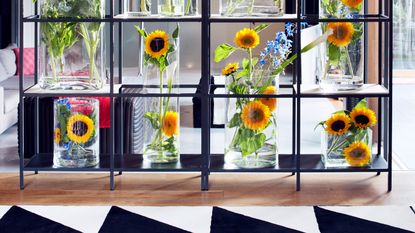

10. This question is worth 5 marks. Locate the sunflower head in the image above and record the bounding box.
[145,30,170,59]
[162,111,179,137]
[341,0,363,9]
[234,28,260,49]
[241,101,271,131]
[54,128,61,144]
[222,63,239,76]
[327,22,355,47]
[325,113,351,136]
[343,141,371,167]
[350,108,377,129]
[67,114,95,144]
[259,86,278,112]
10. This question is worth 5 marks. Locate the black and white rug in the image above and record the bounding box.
[0,205,414,233]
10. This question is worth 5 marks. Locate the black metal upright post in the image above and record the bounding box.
[387,0,393,192]
[295,0,303,192]
[19,0,25,190]
[109,0,115,191]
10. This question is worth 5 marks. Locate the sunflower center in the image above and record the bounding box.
[331,120,346,132]
[249,110,264,122]
[72,121,88,137]
[150,38,165,52]
[334,27,346,40]
[242,37,253,45]
[350,148,365,158]
[355,115,370,125]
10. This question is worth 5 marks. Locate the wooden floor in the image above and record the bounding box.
[0,172,414,206]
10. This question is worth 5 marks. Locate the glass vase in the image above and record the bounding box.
[53,98,100,168]
[224,72,279,169]
[39,0,106,90]
[124,0,151,17]
[321,128,372,168]
[158,0,184,16]
[318,22,364,91]
[143,38,180,164]
[184,0,198,16]
[320,0,363,18]
[220,0,284,17]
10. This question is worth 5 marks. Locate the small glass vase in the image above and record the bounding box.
[143,38,180,164]
[224,72,279,169]
[124,0,151,16]
[158,0,184,16]
[220,0,284,17]
[320,0,363,18]
[53,98,100,168]
[321,128,372,168]
[318,22,364,91]
[39,0,106,90]
[184,0,198,16]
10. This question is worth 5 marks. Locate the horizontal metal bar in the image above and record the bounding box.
[22,93,114,97]
[301,14,390,23]
[209,93,295,98]
[210,17,299,23]
[113,15,202,22]
[121,84,200,89]
[118,93,200,97]
[299,93,390,98]
[23,15,112,23]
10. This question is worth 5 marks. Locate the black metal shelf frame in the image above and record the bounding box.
[18,0,393,192]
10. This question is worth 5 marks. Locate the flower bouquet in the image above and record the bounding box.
[54,98,100,168]
[317,99,377,168]
[135,25,180,164]
[220,0,284,17]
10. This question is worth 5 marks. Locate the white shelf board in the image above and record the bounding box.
[297,84,389,96]
[210,13,297,21]
[24,84,121,95]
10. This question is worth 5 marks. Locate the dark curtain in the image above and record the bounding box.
[0,0,12,48]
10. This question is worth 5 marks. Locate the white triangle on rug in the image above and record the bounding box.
[119,206,213,233]
[20,205,111,233]
[221,206,320,233]
[322,206,415,231]
[0,206,12,219]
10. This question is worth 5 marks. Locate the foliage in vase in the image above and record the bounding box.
[320,0,363,17]
[221,0,283,17]
[135,25,180,160]
[317,99,377,167]
[158,0,184,16]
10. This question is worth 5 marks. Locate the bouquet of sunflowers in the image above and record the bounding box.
[318,99,377,168]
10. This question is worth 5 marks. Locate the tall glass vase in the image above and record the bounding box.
[318,22,364,91]
[158,0,185,16]
[124,0,151,16]
[53,98,100,168]
[224,72,279,169]
[320,0,363,18]
[39,0,106,90]
[220,0,284,17]
[143,38,180,164]
[184,0,198,16]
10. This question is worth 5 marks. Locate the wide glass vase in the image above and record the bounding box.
[224,73,279,169]
[53,98,100,168]
[158,0,184,16]
[143,38,180,164]
[320,0,363,18]
[39,0,106,90]
[321,128,372,168]
[184,0,198,16]
[220,0,284,17]
[318,22,364,91]
[124,0,151,16]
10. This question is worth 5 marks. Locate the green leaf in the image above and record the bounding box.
[328,43,341,64]
[254,24,269,33]
[240,133,266,156]
[214,43,237,62]
[228,113,241,128]
[172,24,180,39]
[144,112,160,129]
[314,121,326,131]
[242,58,249,69]
[134,25,147,38]
[354,99,368,109]
[235,69,249,79]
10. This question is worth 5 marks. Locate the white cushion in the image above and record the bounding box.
[3,90,19,114]
[0,47,17,83]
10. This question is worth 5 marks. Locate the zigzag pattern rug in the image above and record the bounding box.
[0,206,414,233]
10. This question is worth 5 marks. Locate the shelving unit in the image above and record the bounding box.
[18,0,393,191]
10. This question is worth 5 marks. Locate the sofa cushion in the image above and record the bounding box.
[13,48,35,76]
[0,47,17,83]
[4,90,19,113]
[0,75,34,90]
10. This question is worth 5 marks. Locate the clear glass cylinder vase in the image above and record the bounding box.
[53,98,100,168]
[143,38,180,164]
[320,0,363,18]
[39,0,106,90]
[184,0,198,16]
[224,72,279,169]
[220,0,284,17]
[124,0,151,16]
[318,22,364,91]
[158,0,184,16]
[321,128,372,168]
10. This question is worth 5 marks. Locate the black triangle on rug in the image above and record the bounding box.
[0,206,80,233]
[98,206,190,233]
[210,207,304,233]
[314,206,415,233]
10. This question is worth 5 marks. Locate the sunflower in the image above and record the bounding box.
[350,108,377,129]
[145,30,170,59]
[325,113,351,136]
[327,22,355,47]
[162,111,179,137]
[259,86,278,112]
[54,128,61,144]
[222,63,239,76]
[241,101,271,131]
[67,114,95,144]
[343,141,371,167]
[341,0,363,9]
[234,28,260,49]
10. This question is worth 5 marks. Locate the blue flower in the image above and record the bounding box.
[285,22,295,37]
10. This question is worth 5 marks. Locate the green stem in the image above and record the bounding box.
[344,47,355,78]
[248,0,255,15]
[248,48,253,82]
[141,0,148,13]
[185,0,191,14]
